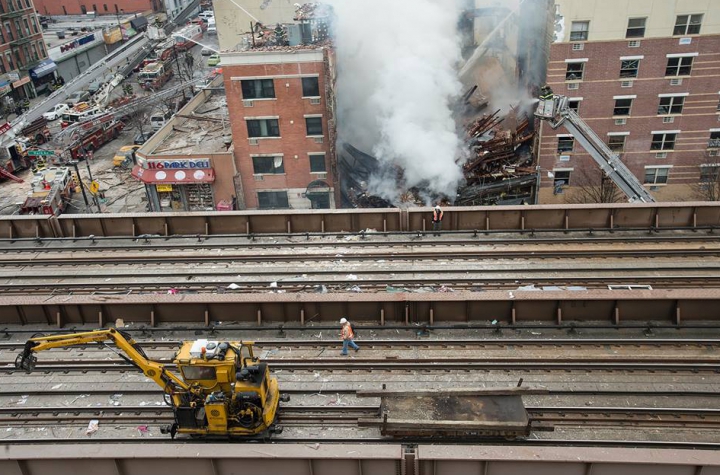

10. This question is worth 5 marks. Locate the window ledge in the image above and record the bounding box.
[565,79,583,83]
[310,171,327,174]
[253,173,286,176]
[664,75,691,79]
[612,115,631,119]
[644,183,668,187]
[248,136,282,140]
[306,135,325,138]
[302,96,321,99]
[244,98,277,101]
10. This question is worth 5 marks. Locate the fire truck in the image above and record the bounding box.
[173,23,203,52]
[68,118,125,160]
[138,60,174,90]
[60,102,103,129]
[0,118,52,180]
[19,166,75,215]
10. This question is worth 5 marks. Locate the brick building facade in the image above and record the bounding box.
[221,48,337,210]
[32,0,159,16]
[0,0,49,101]
[538,0,720,203]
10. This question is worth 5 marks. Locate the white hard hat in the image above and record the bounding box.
[340,317,348,324]
[434,205,441,210]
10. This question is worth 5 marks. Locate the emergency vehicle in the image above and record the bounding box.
[60,102,103,129]
[68,119,125,160]
[138,60,174,90]
[173,23,203,52]
[20,166,75,215]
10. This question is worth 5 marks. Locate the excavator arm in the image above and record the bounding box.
[535,88,655,203]
[16,328,190,393]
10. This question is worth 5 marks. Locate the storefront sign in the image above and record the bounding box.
[12,76,30,88]
[146,158,211,170]
[156,184,173,192]
[0,122,10,136]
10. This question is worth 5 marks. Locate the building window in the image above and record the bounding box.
[567,100,580,113]
[565,62,584,81]
[620,59,639,78]
[613,98,633,116]
[557,136,574,153]
[658,96,685,115]
[673,14,702,36]
[302,77,320,97]
[252,156,284,174]
[80,5,87,14]
[553,170,571,193]
[644,167,669,184]
[258,191,289,209]
[93,3,97,12]
[665,56,693,76]
[651,133,677,150]
[241,79,275,99]
[246,119,280,138]
[608,135,626,152]
[305,117,323,136]
[626,18,646,38]
[24,0,29,8]
[309,154,326,172]
[709,132,720,149]
[700,164,720,182]
[104,4,108,11]
[570,21,589,41]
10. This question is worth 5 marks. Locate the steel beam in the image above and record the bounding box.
[0,290,719,326]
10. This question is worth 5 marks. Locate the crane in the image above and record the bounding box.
[534,87,655,203]
[16,328,284,439]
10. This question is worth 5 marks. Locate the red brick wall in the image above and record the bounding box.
[223,59,333,209]
[538,34,720,202]
[32,0,154,16]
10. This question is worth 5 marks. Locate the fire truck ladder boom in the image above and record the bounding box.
[55,78,204,144]
[535,93,655,203]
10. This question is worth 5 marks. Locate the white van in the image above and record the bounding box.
[199,10,214,20]
[150,111,173,131]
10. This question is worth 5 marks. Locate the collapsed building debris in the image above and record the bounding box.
[338,144,393,209]
[456,105,536,205]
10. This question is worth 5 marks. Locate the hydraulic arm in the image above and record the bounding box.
[16,328,190,394]
[535,88,655,203]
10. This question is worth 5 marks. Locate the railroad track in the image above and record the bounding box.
[3,337,718,350]
[4,358,719,374]
[3,405,720,433]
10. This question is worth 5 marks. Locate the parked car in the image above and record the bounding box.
[207,25,217,35]
[134,132,151,145]
[42,103,70,121]
[66,90,91,106]
[207,54,220,66]
[201,47,213,56]
[198,10,214,20]
[150,111,173,132]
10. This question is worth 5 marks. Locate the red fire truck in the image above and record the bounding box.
[173,23,203,52]
[138,60,174,90]
[20,166,75,215]
[68,119,125,160]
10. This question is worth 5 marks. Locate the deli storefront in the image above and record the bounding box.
[132,157,216,211]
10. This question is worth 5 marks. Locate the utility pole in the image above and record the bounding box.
[69,161,90,211]
[80,146,102,214]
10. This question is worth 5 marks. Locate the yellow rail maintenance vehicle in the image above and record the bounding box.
[15,328,286,439]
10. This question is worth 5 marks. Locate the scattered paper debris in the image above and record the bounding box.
[86,419,99,435]
[227,283,241,290]
[346,274,358,280]
[269,281,278,288]
[109,394,123,406]
[16,395,28,405]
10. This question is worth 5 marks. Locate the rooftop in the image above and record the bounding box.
[148,90,232,156]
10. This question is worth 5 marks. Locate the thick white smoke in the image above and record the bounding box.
[330,0,465,202]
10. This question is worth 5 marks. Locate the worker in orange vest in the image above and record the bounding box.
[339,317,359,355]
[432,205,444,236]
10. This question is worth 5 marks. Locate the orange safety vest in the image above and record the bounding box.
[342,323,354,340]
[433,209,443,222]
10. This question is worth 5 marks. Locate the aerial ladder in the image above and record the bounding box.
[535,87,655,203]
[16,328,285,438]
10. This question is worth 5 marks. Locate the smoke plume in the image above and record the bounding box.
[330,0,465,202]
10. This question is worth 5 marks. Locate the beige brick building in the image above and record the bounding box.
[538,0,720,203]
